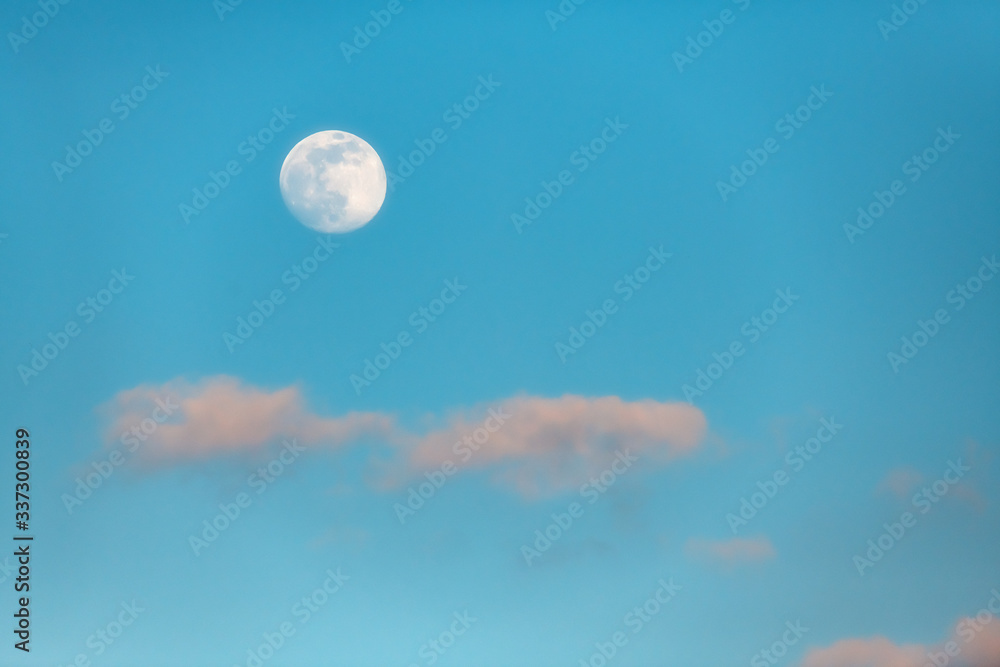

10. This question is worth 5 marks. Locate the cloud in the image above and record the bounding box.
[684,536,776,567]
[101,376,394,463]
[952,482,988,512]
[99,376,708,496]
[878,467,924,500]
[799,614,1000,667]
[800,637,926,667]
[394,394,707,496]
[876,465,986,511]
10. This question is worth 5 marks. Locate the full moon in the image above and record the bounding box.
[279,130,387,234]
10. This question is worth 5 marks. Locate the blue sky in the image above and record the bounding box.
[1,1,999,666]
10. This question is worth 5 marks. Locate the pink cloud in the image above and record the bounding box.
[876,466,986,511]
[799,613,1000,667]
[800,637,926,667]
[396,394,707,496]
[684,536,776,567]
[101,376,394,463]
[963,616,1000,665]
[99,377,709,495]
[878,467,924,500]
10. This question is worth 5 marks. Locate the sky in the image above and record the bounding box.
[1,1,999,666]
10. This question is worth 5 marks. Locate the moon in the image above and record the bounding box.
[279,130,387,234]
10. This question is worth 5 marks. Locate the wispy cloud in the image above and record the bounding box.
[101,376,394,463]
[877,464,986,511]
[396,394,706,496]
[800,617,1000,667]
[877,467,924,500]
[684,536,776,567]
[99,376,708,497]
